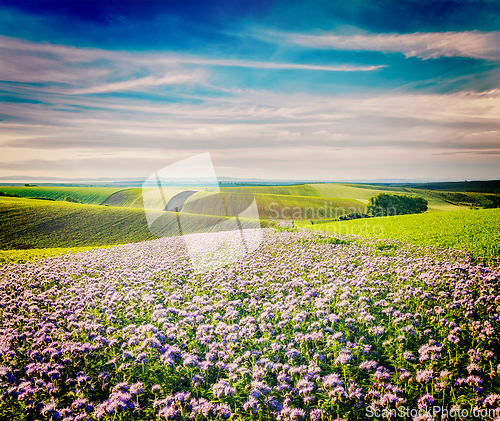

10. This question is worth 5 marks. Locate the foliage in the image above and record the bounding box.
[408,189,500,209]
[402,180,500,193]
[365,193,428,216]
[0,191,20,198]
[64,196,80,203]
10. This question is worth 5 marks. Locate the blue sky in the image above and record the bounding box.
[0,0,499,181]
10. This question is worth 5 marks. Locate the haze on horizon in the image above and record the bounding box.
[0,0,499,182]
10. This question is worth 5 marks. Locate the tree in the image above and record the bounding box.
[366,193,428,217]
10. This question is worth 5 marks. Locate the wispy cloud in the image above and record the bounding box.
[0,35,385,94]
[157,56,385,72]
[71,72,205,94]
[288,30,500,60]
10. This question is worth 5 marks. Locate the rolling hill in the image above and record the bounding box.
[0,197,270,251]
[0,186,123,204]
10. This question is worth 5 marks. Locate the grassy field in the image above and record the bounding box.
[0,186,123,204]
[221,184,321,196]
[100,188,144,207]
[309,183,405,203]
[0,197,270,252]
[310,183,461,211]
[183,191,366,219]
[408,188,500,208]
[299,208,500,262]
[0,183,469,214]
[102,187,204,209]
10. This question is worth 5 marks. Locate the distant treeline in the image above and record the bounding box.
[410,189,500,209]
[366,193,428,216]
[403,180,500,193]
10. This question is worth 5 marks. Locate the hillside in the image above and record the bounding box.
[0,197,270,250]
[407,188,500,208]
[182,191,366,220]
[309,183,461,212]
[220,184,321,196]
[0,186,123,204]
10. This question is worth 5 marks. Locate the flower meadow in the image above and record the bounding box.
[1,229,500,421]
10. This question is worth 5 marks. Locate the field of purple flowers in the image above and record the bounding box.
[1,228,500,420]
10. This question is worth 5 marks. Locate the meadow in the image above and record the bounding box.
[182,192,365,220]
[0,197,270,252]
[1,229,500,421]
[0,186,124,205]
[1,183,463,214]
[299,209,500,265]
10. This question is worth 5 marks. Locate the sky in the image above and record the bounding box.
[0,0,499,182]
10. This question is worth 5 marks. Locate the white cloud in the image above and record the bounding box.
[313,131,351,140]
[71,72,204,94]
[0,35,385,91]
[289,30,500,60]
[278,130,301,140]
[157,56,385,71]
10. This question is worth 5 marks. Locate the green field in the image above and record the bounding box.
[309,183,405,203]
[0,183,469,214]
[2,183,497,265]
[299,208,500,262]
[100,188,144,207]
[102,187,203,209]
[0,197,270,252]
[408,188,500,208]
[221,184,321,196]
[183,191,366,219]
[0,186,123,204]
[309,183,461,211]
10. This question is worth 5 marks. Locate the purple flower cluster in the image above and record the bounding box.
[0,229,499,420]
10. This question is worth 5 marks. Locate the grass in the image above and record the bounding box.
[221,184,321,196]
[298,208,500,263]
[182,191,366,220]
[309,183,405,203]
[309,183,461,212]
[0,186,123,204]
[102,187,202,209]
[0,196,271,253]
[408,188,500,208]
[100,188,144,207]
[0,196,157,249]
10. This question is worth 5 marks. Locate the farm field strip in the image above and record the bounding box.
[0,186,124,205]
[1,229,499,420]
[184,192,365,220]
